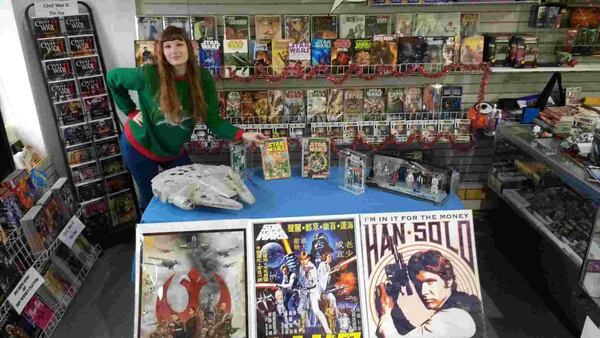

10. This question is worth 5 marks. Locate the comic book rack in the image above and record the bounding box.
[25,1,139,245]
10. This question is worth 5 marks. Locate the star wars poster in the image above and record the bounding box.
[252,216,363,337]
[135,220,250,338]
[360,210,485,338]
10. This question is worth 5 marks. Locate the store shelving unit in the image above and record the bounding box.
[492,65,600,73]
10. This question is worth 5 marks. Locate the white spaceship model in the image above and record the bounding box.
[151,164,255,210]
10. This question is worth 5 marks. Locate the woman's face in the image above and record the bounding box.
[163,39,189,67]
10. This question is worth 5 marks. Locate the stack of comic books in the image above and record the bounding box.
[1,170,42,212]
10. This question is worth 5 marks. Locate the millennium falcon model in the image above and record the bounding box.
[151,164,255,210]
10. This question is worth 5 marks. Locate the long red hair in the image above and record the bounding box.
[155,26,207,124]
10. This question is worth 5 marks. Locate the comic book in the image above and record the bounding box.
[260,138,291,180]
[441,86,463,112]
[37,37,67,60]
[0,187,23,230]
[343,89,364,122]
[136,220,249,338]
[73,55,101,77]
[43,261,76,304]
[31,17,61,38]
[224,15,250,39]
[360,210,485,338]
[252,215,363,337]
[67,144,95,166]
[386,88,405,116]
[434,12,461,37]
[398,37,425,65]
[223,39,250,78]
[44,58,73,82]
[50,177,77,216]
[312,15,338,39]
[302,137,330,179]
[95,136,120,158]
[54,99,84,126]
[461,36,484,65]
[371,35,398,67]
[72,161,100,185]
[365,15,391,36]
[89,118,116,140]
[100,155,125,177]
[284,15,310,43]
[253,39,272,73]
[423,37,445,64]
[272,39,292,75]
[191,16,217,40]
[331,39,353,74]
[404,87,423,115]
[135,40,157,67]
[307,89,328,123]
[268,90,285,123]
[253,91,270,124]
[364,88,385,121]
[311,39,332,67]
[78,75,107,97]
[279,90,304,124]
[52,243,85,278]
[163,16,191,38]
[353,39,371,67]
[105,172,129,195]
[255,15,282,40]
[288,41,311,68]
[395,13,413,37]
[21,195,65,253]
[390,120,407,142]
[61,122,91,146]
[461,13,480,37]
[241,91,255,122]
[339,14,366,39]
[443,36,458,66]
[0,309,42,338]
[84,94,111,121]
[0,244,20,303]
[218,91,227,118]
[327,88,344,122]
[226,91,242,122]
[80,197,112,240]
[48,79,77,102]
[77,179,106,202]
[109,190,137,225]
[22,294,55,330]
[1,170,41,212]
[63,14,93,35]
[423,84,443,113]
[199,39,222,77]
[136,16,163,40]
[68,35,96,57]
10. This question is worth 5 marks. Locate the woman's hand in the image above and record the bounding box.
[241,132,268,145]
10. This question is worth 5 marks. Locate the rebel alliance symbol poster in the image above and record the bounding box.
[360,210,485,338]
[252,215,363,338]
[135,220,250,338]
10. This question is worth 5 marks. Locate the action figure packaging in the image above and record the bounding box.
[68,34,96,57]
[359,210,485,337]
[73,55,101,78]
[94,136,120,158]
[84,94,112,121]
[301,137,330,179]
[307,89,328,123]
[255,15,282,40]
[327,88,344,122]
[49,79,78,102]
[260,138,292,180]
[283,90,306,124]
[134,219,251,338]
[251,214,364,337]
[163,16,191,38]
[312,15,338,39]
[367,154,452,204]
[191,16,217,40]
[422,119,439,142]
[226,91,242,122]
[359,121,376,143]
[67,143,95,166]
[390,120,407,142]
[135,40,157,67]
[224,15,250,40]
[55,99,84,126]
[311,38,332,67]
[44,58,74,82]
[395,13,413,37]
[352,39,371,67]
[77,179,106,202]
[339,149,367,195]
[288,41,311,69]
[331,39,353,74]
[89,117,116,140]
[78,75,107,97]
[438,119,456,142]
[328,122,344,144]
[311,122,328,138]
[289,123,305,139]
[284,15,311,43]
[364,88,385,121]
[64,14,93,35]
[272,39,292,75]
[31,16,61,38]
[1,169,41,212]
[407,119,423,139]
[109,190,137,226]
[365,14,391,36]
[268,90,285,123]
[343,122,360,144]
[136,16,163,40]
[105,172,130,195]
[373,120,390,143]
[37,37,68,60]
[441,85,463,112]
[100,155,125,176]
[343,89,364,122]
[339,14,366,39]
[61,122,91,146]
[223,39,250,78]
[230,143,250,177]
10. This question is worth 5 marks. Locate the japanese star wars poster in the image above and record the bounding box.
[135,220,250,338]
[252,215,363,337]
[360,210,485,338]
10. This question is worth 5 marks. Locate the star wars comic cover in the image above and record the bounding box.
[404,87,423,115]
[78,75,107,97]
[461,36,484,66]
[360,210,485,338]
[364,88,385,121]
[44,58,73,82]
[37,37,67,60]
[331,39,353,74]
[365,15,391,36]
[395,13,413,37]
[253,39,272,74]
[343,89,364,122]
[461,13,480,38]
[191,16,217,40]
[48,79,77,102]
[135,40,157,67]
[135,220,249,338]
[371,35,398,68]
[136,16,163,40]
[200,39,222,77]
[339,15,366,39]
[223,39,250,78]
[312,15,338,39]
[311,39,332,67]
[268,90,285,123]
[284,15,311,43]
[252,215,363,337]
[272,39,292,75]
[64,14,93,35]
[307,89,328,123]
[55,99,84,126]
[226,91,242,122]
[163,16,191,38]
[242,92,255,122]
[255,15,282,40]
[327,89,344,122]
[353,39,371,67]
[288,41,311,69]
[84,94,111,121]
[398,37,426,65]
[386,88,405,117]
[31,17,61,38]
[73,55,101,77]
[68,35,96,57]
[283,90,306,124]
[253,91,270,124]
[302,137,330,179]
[423,37,445,64]
[260,138,291,180]
[224,15,250,40]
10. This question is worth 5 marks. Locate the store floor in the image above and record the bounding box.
[53,212,577,338]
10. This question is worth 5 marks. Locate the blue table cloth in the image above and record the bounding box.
[141,168,464,223]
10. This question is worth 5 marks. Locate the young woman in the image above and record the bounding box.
[107,26,265,210]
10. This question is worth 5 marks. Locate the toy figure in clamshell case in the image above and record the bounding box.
[252,215,363,337]
[339,149,366,195]
[230,143,250,177]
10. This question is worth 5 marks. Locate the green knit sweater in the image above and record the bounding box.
[106,65,241,161]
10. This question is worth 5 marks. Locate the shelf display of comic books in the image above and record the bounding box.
[26,2,139,237]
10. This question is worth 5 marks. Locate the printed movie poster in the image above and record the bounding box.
[253,216,363,337]
[360,210,485,338]
[136,222,248,338]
